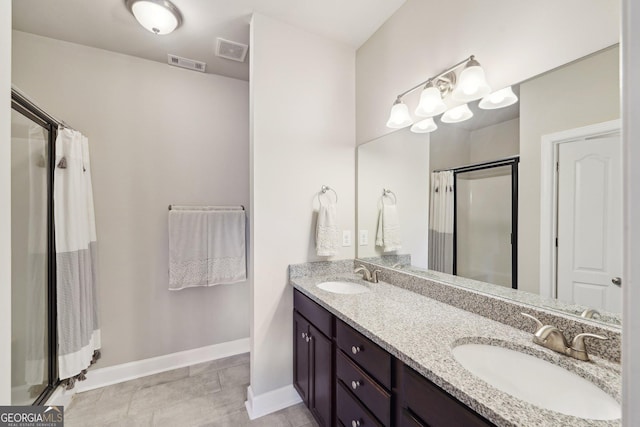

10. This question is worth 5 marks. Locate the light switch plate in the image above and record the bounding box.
[359,230,369,246]
[342,230,351,247]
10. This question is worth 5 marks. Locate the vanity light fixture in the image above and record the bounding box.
[415,80,449,117]
[386,97,414,129]
[441,104,473,123]
[125,0,183,35]
[410,117,438,133]
[479,86,519,110]
[385,55,491,132]
[451,57,491,102]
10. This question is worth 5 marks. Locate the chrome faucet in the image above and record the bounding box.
[521,313,607,361]
[354,265,381,283]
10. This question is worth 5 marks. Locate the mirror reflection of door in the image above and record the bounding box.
[556,133,623,313]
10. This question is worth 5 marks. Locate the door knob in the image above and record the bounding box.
[612,277,622,287]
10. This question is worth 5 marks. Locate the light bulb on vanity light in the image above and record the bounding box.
[451,57,491,102]
[386,98,414,129]
[441,104,473,123]
[411,118,438,133]
[479,86,518,109]
[415,82,447,117]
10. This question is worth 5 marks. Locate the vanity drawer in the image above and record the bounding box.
[336,350,391,425]
[336,320,391,389]
[294,289,333,338]
[402,366,494,427]
[336,381,383,427]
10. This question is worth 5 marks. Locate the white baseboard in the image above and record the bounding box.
[244,384,303,420]
[47,337,249,406]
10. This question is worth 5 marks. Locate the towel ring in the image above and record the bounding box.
[319,185,338,204]
[382,188,397,204]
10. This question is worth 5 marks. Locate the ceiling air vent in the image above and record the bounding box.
[167,54,206,73]
[215,38,248,63]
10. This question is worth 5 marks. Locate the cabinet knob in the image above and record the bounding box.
[305,335,311,343]
[351,380,361,390]
[301,332,307,339]
[351,420,361,427]
[351,345,362,355]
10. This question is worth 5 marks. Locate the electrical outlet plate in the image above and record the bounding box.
[342,230,352,247]
[359,230,369,246]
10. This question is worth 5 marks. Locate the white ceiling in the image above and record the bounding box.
[12,0,406,81]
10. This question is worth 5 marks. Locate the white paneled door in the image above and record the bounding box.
[557,134,622,313]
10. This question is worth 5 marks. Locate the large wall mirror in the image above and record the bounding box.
[356,44,621,328]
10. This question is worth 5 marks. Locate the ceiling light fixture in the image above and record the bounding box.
[125,0,183,35]
[479,86,519,110]
[385,55,494,133]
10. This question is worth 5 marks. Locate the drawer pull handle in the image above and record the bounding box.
[351,380,361,390]
[351,420,361,427]
[351,345,362,355]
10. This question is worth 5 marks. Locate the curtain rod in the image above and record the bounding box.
[11,85,76,131]
[433,155,520,173]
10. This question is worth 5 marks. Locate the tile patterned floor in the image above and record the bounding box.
[64,353,318,427]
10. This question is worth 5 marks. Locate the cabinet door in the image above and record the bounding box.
[310,324,333,427]
[294,312,311,404]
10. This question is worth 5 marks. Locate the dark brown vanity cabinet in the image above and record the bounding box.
[400,366,495,427]
[294,291,334,426]
[335,320,392,427]
[293,289,494,427]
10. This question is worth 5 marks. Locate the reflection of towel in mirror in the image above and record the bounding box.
[316,202,339,256]
[376,204,401,252]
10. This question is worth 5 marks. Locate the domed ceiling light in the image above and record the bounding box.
[125,0,183,35]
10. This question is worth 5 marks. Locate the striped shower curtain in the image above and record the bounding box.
[54,127,100,385]
[428,171,454,273]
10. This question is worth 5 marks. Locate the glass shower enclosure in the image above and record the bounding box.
[11,91,58,405]
[453,157,519,289]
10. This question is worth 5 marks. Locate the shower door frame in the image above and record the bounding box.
[11,89,60,405]
[451,156,520,289]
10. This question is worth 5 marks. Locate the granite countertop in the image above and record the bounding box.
[291,272,622,427]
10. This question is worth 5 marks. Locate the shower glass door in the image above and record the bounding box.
[454,158,518,289]
[10,104,53,405]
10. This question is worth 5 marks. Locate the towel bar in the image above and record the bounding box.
[168,205,245,211]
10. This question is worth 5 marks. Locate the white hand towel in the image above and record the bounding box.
[316,203,339,257]
[169,210,246,290]
[376,204,402,252]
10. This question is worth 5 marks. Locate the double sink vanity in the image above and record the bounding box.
[290,260,621,427]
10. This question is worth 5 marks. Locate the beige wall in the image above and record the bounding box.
[429,127,471,173]
[357,130,429,267]
[356,0,620,145]
[469,118,519,163]
[12,31,251,369]
[518,47,620,294]
[0,0,11,405]
[250,13,355,397]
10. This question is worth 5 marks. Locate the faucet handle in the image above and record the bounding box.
[354,265,372,281]
[521,312,544,331]
[371,270,382,283]
[571,333,608,352]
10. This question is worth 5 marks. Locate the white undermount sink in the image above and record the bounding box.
[317,281,370,294]
[452,343,620,420]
